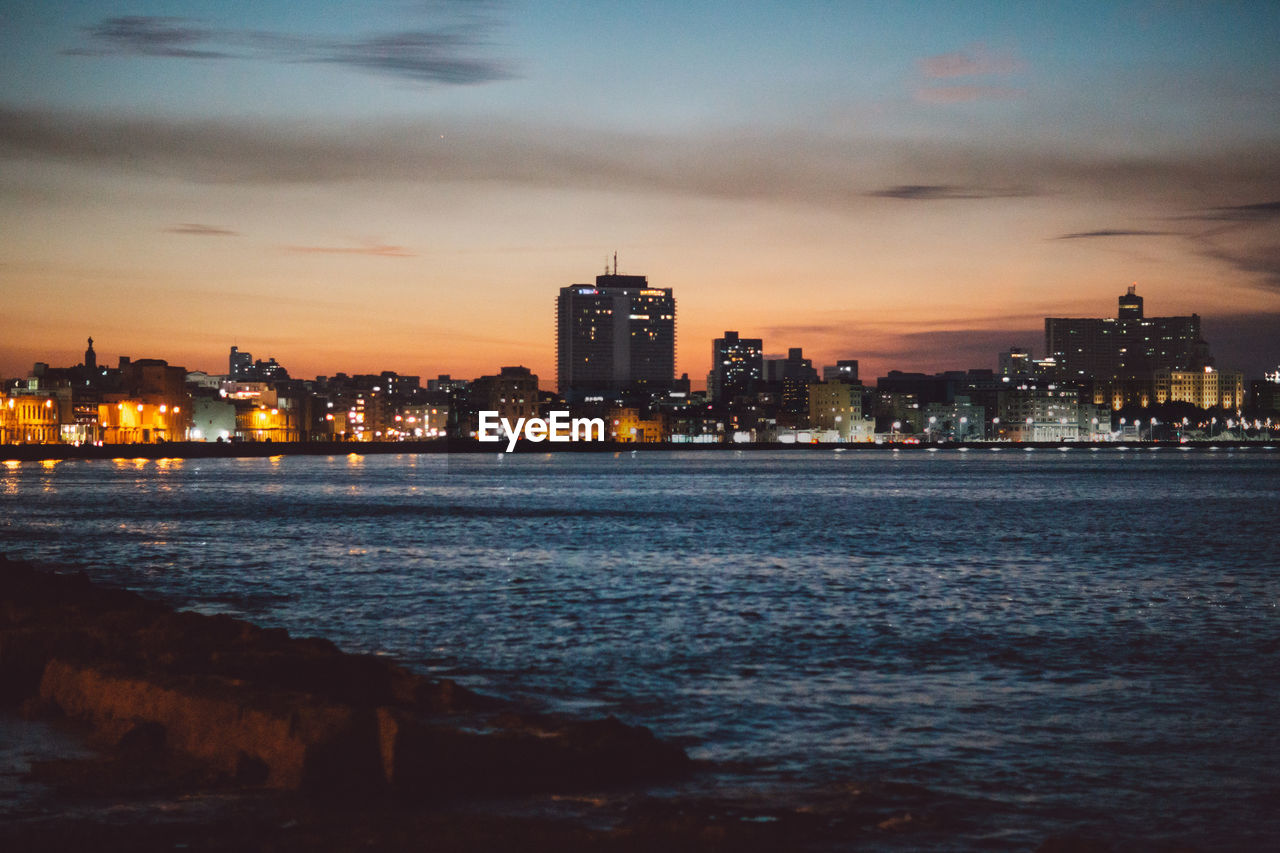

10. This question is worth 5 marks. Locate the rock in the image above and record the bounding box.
[2,557,691,799]
[38,658,386,793]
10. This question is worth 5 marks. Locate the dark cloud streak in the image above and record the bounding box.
[1056,229,1172,239]
[165,223,238,236]
[4,107,1280,225]
[64,13,512,85]
[67,16,229,59]
[868,184,1031,201]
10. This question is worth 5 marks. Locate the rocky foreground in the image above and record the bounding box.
[0,556,1174,851]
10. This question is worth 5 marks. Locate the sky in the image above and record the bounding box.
[2,0,1279,385]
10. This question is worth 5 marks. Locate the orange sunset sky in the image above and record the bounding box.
[3,1,1278,385]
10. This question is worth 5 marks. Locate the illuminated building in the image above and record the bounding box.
[710,331,763,403]
[822,359,859,383]
[922,396,985,442]
[556,267,676,396]
[608,407,665,442]
[1153,367,1245,410]
[998,347,1031,376]
[1045,286,1211,381]
[0,394,61,444]
[392,404,448,439]
[229,346,253,379]
[470,366,540,432]
[1000,385,1080,442]
[808,381,862,440]
[236,403,301,442]
[97,400,185,444]
[1078,402,1112,441]
[765,348,818,419]
[188,395,236,442]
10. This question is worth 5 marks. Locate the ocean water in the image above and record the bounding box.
[2,449,1278,848]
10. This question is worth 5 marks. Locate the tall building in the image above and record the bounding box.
[709,331,763,403]
[229,346,253,379]
[764,347,818,416]
[808,380,863,439]
[556,269,676,396]
[1045,286,1210,381]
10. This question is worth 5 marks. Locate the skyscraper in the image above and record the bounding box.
[1045,286,1210,380]
[229,346,253,379]
[556,269,676,396]
[710,331,763,403]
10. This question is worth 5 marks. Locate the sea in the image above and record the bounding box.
[2,448,1277,849]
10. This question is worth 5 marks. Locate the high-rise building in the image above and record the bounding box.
[710,331,763,403]
[229,346,253,379]
[764,347,818,416]
[1045,286,1210,381]
[556,270,676,396]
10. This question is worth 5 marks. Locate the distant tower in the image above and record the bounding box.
[84,337,97,371]
[1118,284,1144,320]
[555,267,676,396]
[229,346,252,379]
[710,331,763,403]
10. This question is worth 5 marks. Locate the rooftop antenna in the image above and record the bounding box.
[613,252,617,276]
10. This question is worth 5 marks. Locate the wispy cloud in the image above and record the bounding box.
[68,16,230,58]
[914,85,1025,104]
[1056,229,1172,239]
[868,184,1030,201]
[914,45,1026,104]
[1198,200,1280,222]
[1176,201,1280,290]
[4,107,1280,219]
[165,223,238,236]
[64,11,512,85]
[919,46,1025,79]
[1194,240,1280,290]
[283,242,416,258]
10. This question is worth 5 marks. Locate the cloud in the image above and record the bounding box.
[914,85,1025,104]
[315,30,512,84]
[915,45,1025,104]
[67,16,229,59]
[4,106,1280,220]
[867,184,1030,201]
[1195,241,1280,289]
[1056,229,1173,239]
[165,223,238,236]
[1198,200,1280,222]
[919,46,1025,79]
[1176,201,1280,290]
[283,243,416,258]
[64,12,512,85]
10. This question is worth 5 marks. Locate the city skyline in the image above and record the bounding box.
[3,1,1279,382]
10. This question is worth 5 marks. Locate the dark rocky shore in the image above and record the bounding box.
[0,557,1192,851]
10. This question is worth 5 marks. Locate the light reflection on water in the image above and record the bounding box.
[0,450,1277,849]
